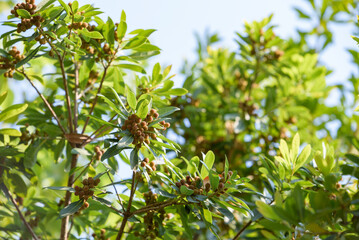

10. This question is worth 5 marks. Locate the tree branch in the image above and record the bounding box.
[19,71,67,135]
[1,183,39,240]
[232,220,253,240]
[73,61,80,132]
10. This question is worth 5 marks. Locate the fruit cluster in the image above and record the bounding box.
[11,0,44,33]
[74,177,100,201]
[143,191,164,239]
[92,229,109,240]
[86,70,100,87]
[94,146,105,161]
[140,157,156,172]
[68,22,88,30]
[121,109,170,148]
[0,46,25,78]
[175,176,204,195]
[239,100,258,117]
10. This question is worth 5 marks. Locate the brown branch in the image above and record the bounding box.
[116,171,136,240]
[232,220,253,240]
[2,183,39,240]
[107,171,124,210]
[81,66,109,134]
[129,199,182,217]
[60,153,79,240]
[38,28,74,133]
[20,71,67,135]
[73,61,80,132]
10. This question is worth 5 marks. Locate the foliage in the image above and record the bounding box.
[0,0,359,240]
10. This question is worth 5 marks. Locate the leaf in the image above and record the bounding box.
[16,9,31,18]
[24,139,45,168]
[346,153,359,165]
[126,86,137,110]
[0,103,28,122]
[136,99,150,119]
[130,148,139,169]
[118,135,134,148]
[256,200,281,221]
[36,0,56,11]
[57,0,70,14]
[104,17,115,45]
[117,21,127,41]
[166,88,188,96]
[59,200,84,218]
[102,145,123,161]
[209,171,220,191]
[201,151,215,179]
[291,133,300,163]
[79,29,103,39]
[43,186,75,192]
[157,107,180,118]
[85,114,118,128]
[123,36,147,49]
[71,148,90,156]
[293,144,311,173]
[16,46,41,68]
[0,128,21,137]
[0,91,8,105]
[117,64,146,74]
[224,155,229,179]
[180,185,194,196]
[203,209,213,224]
[187,156,199,175]
[8,173,27,196]
[97,94,126,118]
[92,196,112,207]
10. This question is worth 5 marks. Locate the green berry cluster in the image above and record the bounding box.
[0,46,25,78]
[140,158,157,172]
[11,0,44,33]
[74,177,100,201]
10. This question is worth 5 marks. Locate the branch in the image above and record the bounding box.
[73,61,80,132]
[116,171,136,240]
[60,154,79,240]
[232,220,253,240]
[81,66,109,134]
[1,183,39,240]
[106,171,124,210]
[19,71,66,135]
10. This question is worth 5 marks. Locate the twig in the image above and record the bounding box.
[232,220,253,240]
[2,184,39,240]
[116,171,136,240]
[106,172,124,210]
[73,61,80,132]
[60,154,79,240]
[19,71,67,135]
[81,66,109,134]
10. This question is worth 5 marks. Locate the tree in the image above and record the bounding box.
[0,0,358,239]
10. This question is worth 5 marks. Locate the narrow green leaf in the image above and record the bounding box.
[0,91,8,105]
[117,64,146,74]
[180,185,194,196]
[71,148,90,156]
[126,86,137,110]
[293,144,311,172]
[167,88,188,96]
[0,128,21,136]
[59,200,84,218]
[130,148,139,169]
[116,21,127,41]
[0,104,28,122]
[123,36,147,49]
[57,0,70,13]
[291,133,300,163]
[201,151,215,179]
[203,209,213,224]
[43,186,75,192]
[157,107,180,118]
[16,46,41,68]
[24,139,45,168]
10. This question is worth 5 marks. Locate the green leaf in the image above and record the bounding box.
[43,186,75,192]
[85,114,118,128]
[136,99,150,119]
[16,9,31,18]
[79,29,103,39]
[256,200,281,221]
[209,171,220,191]
[92,196,112,207]
[346,153,359,165]
[203,208,213,224]
[187,156,199,175]
[116,21,127,41]
[0,91,8,105]
[71,148,90,156]
[224,155,229,179]
[0,128,21,137]
[291,133,300,163]
[293,144,311,173]
[126,86,137,110]
[157,107,180,118]
[16,46,41,68]
[201,151,215,179]
[57,0,70,14]
[120,10,126,22]
[104,17,115,45]
[180,185,194,196]
[59,200,84,218]
[130,149,139,169]
[97,94,126,118]
[167,88,188,96]
[0,104,28,122]
[123,36,147,50]
[24,139,45,168]
[8,173,27,196]
[117,64,146,74]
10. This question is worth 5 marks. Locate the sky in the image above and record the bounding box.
[1,1,358,179]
